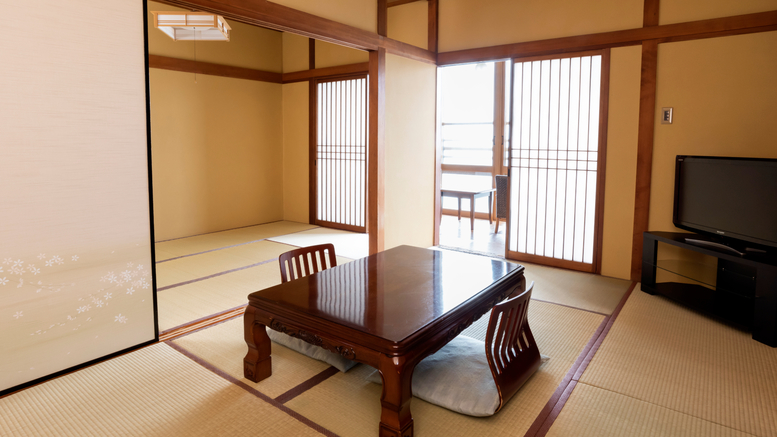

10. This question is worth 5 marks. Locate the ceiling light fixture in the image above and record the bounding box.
[151,11,231,42]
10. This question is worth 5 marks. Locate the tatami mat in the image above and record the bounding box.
[578,289,777,437]
[158,255,353,332]
[156,221,317,261]
[521,262,630,315]
[284,300,604,437]
[0,343,326,437]
[268,227,369,260]
[156,240,295,287]
[171,318,333,399]
[547,383,755,437]
[433,248,631,315]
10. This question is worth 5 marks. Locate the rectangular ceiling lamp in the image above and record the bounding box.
[152,11,231,41]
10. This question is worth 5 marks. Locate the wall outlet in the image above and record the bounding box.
[661,107,673,124]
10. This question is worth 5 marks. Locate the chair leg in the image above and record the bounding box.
[494,219,500,234]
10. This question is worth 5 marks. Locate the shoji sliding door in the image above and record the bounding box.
[313,75,368,233]
[506,51,609,272]
[0,1,156,394]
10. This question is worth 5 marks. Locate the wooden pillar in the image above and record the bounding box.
[428,0,438,54]
[630,0,660,280]
[377,0,388,37]
[368,48,386,254]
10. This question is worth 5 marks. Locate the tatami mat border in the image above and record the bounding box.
[525,281,638,437]
[530,298,610,317]
[274,367,341,404]
[165,341,341,437]
[157,257,283,291]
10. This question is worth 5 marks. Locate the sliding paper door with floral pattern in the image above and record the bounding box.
[0,0,156,394]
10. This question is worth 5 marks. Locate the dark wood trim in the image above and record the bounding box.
[592,49,611,275]
[656,23,777,44]
[309,79,318,225]
[433,62,442,246]
[388,0,424,7]
[155,0,436,64]
[309,38,316,70]
[508,251,597,274]
[283,63,370,83]
[368,49,386,254]
[437,10,777,65]
[630,40,658,281]
[378,0,388,37]
[428,0,439,53]
[148,55,283,83]
[441,164,494,173]
[643,0,660,27]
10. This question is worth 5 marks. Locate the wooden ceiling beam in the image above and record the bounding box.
[153,0,436,64]
[148,55,283,82]
[438,10,777,65]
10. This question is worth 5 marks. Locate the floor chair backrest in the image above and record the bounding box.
[278,243,337,283]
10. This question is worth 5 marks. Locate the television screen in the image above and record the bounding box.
[674,156,777,250]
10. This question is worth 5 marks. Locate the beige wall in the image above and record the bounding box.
[600,47,642,279]
[659,0,777,25]
[283,32,310,73]
[270,0,377,33]
[388,2,428,49]
[150,70,284,240]
[315,41,369,69]
[282,82,311,223]
[648,31,777,234]
[384,54,438,249]
[438,0,643,52]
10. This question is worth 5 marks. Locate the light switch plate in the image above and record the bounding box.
[661,107,673,124]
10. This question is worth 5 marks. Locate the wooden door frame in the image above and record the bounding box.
[504,49,610,274]
[309,73,370,233]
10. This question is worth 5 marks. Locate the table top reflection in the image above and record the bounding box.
[247,245,523,343]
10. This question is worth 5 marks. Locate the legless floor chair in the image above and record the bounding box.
[368,282,544,416]
[267,243,357,372]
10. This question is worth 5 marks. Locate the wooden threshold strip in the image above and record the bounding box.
[154,0,436,64]
[149,55,282,83]
[159,305,246,342]
[438,10,777,65]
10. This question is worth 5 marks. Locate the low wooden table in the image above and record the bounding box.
[440,187,496,231]
[243,246,525,436]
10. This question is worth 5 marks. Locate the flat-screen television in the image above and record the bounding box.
[674,155,777,253]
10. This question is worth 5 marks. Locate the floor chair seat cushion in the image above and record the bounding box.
[267,329,358,373]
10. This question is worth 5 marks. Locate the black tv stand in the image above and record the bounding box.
[642,231,777,347]
[683,238,745,256]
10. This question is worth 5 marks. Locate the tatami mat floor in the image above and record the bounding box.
[2,220,775,436]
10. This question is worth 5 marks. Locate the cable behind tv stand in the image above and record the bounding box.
[642,231,777,347]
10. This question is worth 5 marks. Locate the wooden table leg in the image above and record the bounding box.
[470,194,475,232]
[378,354,416,437]
[243,305,272,382]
